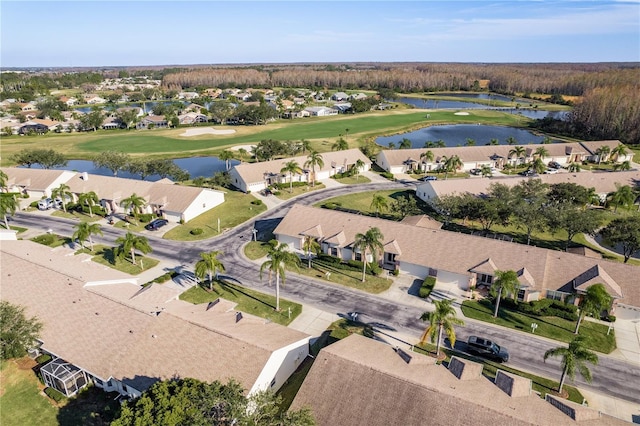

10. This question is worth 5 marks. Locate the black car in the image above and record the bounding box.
[145,219,169,231]
[548,161,562,169]
[420,175,438,181]
[467,336,509,362]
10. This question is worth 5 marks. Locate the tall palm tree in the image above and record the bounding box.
[304,151,324,187]
[218,150,234,171]
[399,138,412,149]
[77,191,99,217]
[115,231,152,266]
[543,336,598,394]
[370,193,389,217]
[595,146,611,165]
[259,242,300,311]
[530,157,546,174]
[72,221,102,251]
[420,299,464,358]
[489,138,499,146]
[608,184,635,213]
[0,170,8,192]
[613,160,631,172]
[506,136,517,145]
[480,164,492,178]
[237,148,248,161]
[353,159,365,181]
[280,160,302,193]
[508,146,526,165]
[534,146,549,161]
[353,227,384,282]
[610,144,628,162]
[465,138,476,147]
[299,139,312,154]
[194,250,225,290]
[442,155,462,180]
[51,183,72,213]
[490,270,519,318]
[302,235,321,268]
[574,283,612,334]
[420,150,434,171]
[0,195,19,229]
[568,162,581,173]
[121,193,146,220]
[332,138,348,151]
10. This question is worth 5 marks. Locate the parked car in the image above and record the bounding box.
[467,336,509,362]
[420,175,438,181]
[519,170,536,177]
[470,168,481,175]
[544,168,559,174]
[145,219,169,231]
[37,198,62,210]
[548,161,562,169]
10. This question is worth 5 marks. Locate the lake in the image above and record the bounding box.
[27,156,239,181]
[376,124,558,149]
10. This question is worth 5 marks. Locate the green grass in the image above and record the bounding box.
[461,300,616,354]
[31,233,70,248]
[90,246,160,275]
[0,359,58,426]
[297,260,392,294]
[180,280,302,326]
[163,190,267,241]
[314,189,425,221]
[51,210,103,222]
[331,175,371,185]
[244,241,272,260]
[273,183,326,200]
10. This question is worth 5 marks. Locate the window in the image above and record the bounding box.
[478,274,493,284]
[546,290,565,301]
[517,289,526,302]
[385,253,396,263]
[354,252,362,262]
[331,247,338,257]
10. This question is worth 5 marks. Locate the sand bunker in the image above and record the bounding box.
[454,112,470,116]
[229,144,256,152]
[180,127,236,137]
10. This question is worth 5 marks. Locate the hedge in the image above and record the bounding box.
[499,298,579,321]
[315,254,381,276]
[273,181,308,190]
[44,387,67,403]
[419,276,436,299]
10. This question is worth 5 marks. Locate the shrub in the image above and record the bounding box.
[44,387,66,403]
[251,199,263,206]
[36,353,52,365]
[139,213,154,223]
[190,228,204,235]
[605,315,616,323]
[29,201,39,208]
[318,253,341,264]
[323,202,343,210]
[381,171,394,180]
[273,181,308,190]
[419,276,436,299]
[392,269,399,276]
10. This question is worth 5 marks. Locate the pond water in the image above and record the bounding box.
[376,124,558,149]
[593,234,640,261]
[27,156,238,181]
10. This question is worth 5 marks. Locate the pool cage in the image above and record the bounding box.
[40,358,88,397]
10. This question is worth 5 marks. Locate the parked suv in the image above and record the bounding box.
[37,198,63,211]
[467,336,509,362]
[145,219,169,231]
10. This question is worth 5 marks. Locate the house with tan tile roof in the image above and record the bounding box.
[0,240,310,399]
[416,171,640,204]
[291,334,627,426]
[274,204,639,310]
[1,168,225,223]
[376,140,632,175]
[229,148,371,193]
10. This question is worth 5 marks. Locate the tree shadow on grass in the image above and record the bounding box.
[217,280,277,311]
[98,247,117,265]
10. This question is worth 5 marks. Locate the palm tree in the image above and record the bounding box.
[608,184,635,213]
[506,136,517,145]
[302,235,321,268]
[490,270,519,318]
[115,232,152,266]
[121,193,146,220]
[595,146,610,165]
[442,155,462,180]
[304,151,324,187]
[399,138,412,149]
[353,159,365,181]
[370,193,389,217]
[0,170,8,192]
[489,138,499,146]
[194,250,225,290]
[480,164,492,178]
[280,160,302,193]
[77,191,99,217]
[237,148,248,161]
[72,221,102,251]
[51,183,72,213]
[543,336,598,394]
[420,299,464,358]
[574,283,612,334]
[534,146,549,161]
[259,242,300,311]
[353,227,384,282]
[299,139,312,154]
[611,144,628,162]
[613,160,631,172]
[568,162,581,172]
[465,138,476,147]
[332,138,348,151]
[530,157,546,174]
[508,146,526,165]
[420,150,434,172]
[0,195,19,229]
[219,150,234,171]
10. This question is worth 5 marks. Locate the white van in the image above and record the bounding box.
[38,198,54,210]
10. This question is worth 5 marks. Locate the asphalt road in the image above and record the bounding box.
[11,179,640,404]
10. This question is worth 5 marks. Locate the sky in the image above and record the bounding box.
[1,1,639,67]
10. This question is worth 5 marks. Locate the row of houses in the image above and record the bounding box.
[1,168,225,223]
[228,148,371,193]
[0,239,310,399]
[376,140,634,175]
[274,204,640,314]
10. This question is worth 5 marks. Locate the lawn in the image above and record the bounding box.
[90,245,160,274]
[297,259,393,294]
[331,175,371,185]
[244,241,272,260]
[1,109,528,164]
[31,233,70,249]
[273,183,326,200]
[51,210,104,222]
[179,279,302,326]
[314,188,424,220]
[163,190,267,241]
[0,359,58,426]
[461,300,616,354]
